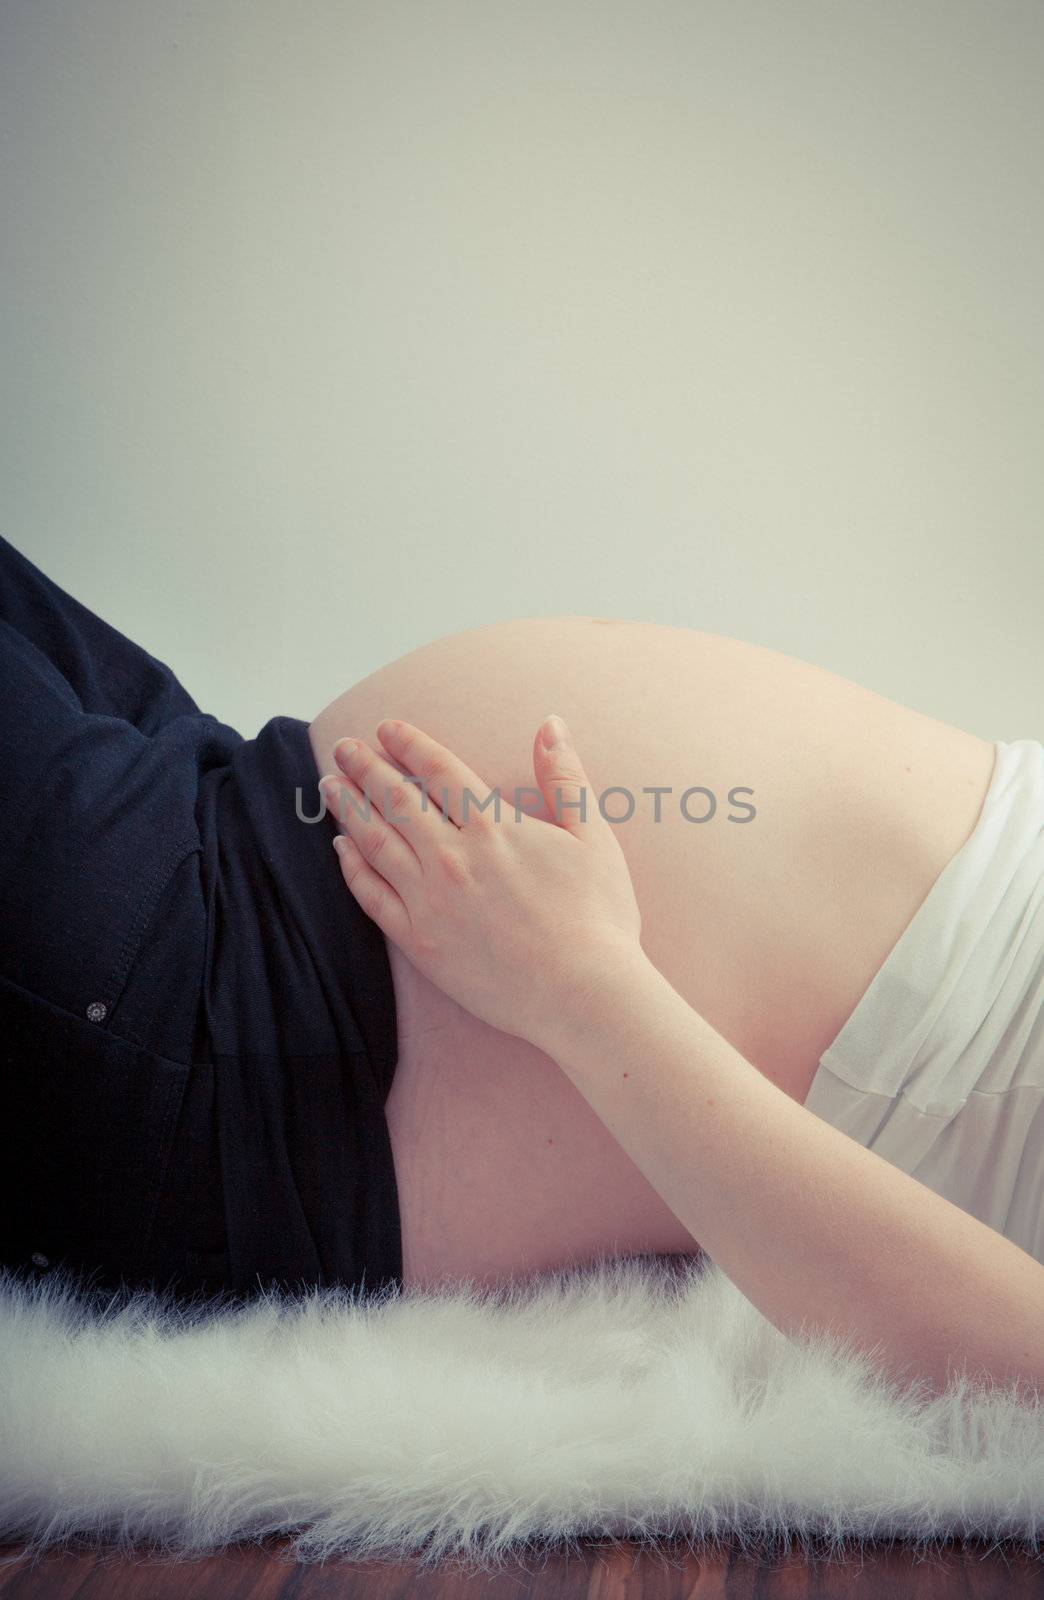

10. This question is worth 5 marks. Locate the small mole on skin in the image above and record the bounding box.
[623,1072,629,1078]
[547,1138,553,1145]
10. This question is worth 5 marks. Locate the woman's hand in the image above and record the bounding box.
[317,714,645,1048]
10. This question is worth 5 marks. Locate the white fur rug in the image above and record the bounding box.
[1,1251,1042,1570]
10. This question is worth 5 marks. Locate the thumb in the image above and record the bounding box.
[534,715,602,839]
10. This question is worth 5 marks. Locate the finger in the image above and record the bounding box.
[319,770,422,890]
[373,719,499,831]
[332,833,412,947]
[533,714,605,840]
[331,736,451,846]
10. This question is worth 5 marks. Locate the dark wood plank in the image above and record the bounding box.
[0,1535,1042,1597]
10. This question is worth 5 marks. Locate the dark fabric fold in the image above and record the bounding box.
[191,715,402,1300]
[0,531,402,1307]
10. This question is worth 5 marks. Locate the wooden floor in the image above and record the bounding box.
[1,1536,1042,1596]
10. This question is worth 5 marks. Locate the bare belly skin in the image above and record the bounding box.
[307,618,996,1295]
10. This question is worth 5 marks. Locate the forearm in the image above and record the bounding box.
[546,947,1044,1398]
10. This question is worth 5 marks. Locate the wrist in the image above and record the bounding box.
[532,935,656,1059]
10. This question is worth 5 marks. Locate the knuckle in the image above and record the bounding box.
[387,781,413,816]
[462,800,492,832]
[417,750,448,787]
[350,746,373,781]
[395,732,435,774]
[434,844,470,887]
[412,926,440,965]
[350,786,375,821]
[363,883,386,922]
[364,824,387,860]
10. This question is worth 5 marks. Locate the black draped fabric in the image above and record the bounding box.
[0,531,402,1306]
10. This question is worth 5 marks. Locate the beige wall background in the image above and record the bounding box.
[2,0,1041,741]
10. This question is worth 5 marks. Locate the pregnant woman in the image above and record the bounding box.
[2,532,1041,1397]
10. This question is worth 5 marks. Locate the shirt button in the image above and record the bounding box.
[31,1252,50,1268]
[86,1000,107,1022]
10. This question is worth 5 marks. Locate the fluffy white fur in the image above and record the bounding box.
[1,1251,1041,1571]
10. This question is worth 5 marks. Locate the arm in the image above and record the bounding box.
[543,942,1044,1400]
[318,713,1044,1401]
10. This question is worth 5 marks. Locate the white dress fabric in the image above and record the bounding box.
[803,737,1044,1267]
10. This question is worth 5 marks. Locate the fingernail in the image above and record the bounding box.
[334,738,357,766]
[545,714,568,747]
[318,774,341,805]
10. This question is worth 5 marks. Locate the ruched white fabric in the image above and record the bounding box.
[804,737,1044,1266]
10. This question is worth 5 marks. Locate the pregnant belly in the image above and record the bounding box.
[308,617,995,1291]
